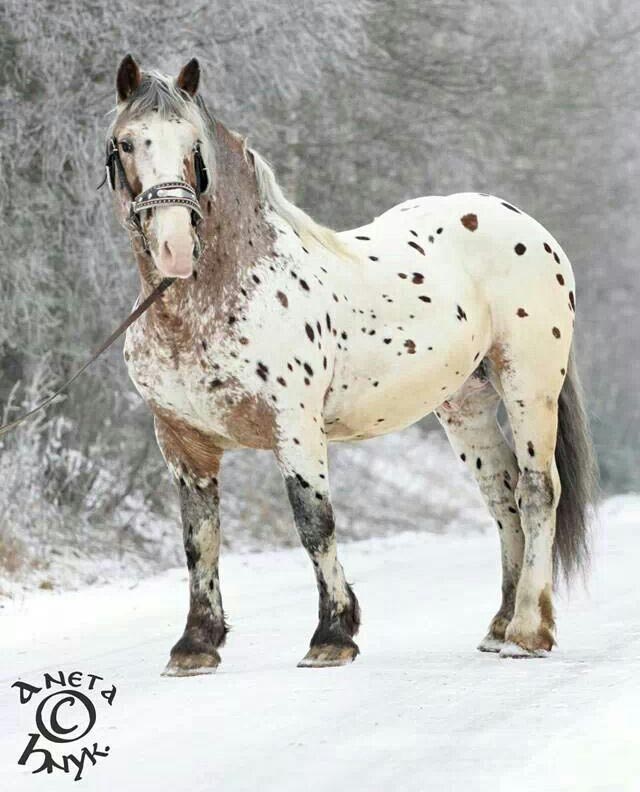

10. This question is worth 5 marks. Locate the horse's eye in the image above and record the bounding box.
[120,140,133,153]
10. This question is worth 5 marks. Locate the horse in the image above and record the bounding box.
[106,55,597,675]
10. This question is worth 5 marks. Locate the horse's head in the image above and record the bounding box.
[106,55,212,279]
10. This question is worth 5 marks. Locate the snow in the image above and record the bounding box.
[1,496,638,791]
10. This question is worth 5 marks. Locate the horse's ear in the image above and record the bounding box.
[116,54,141,103]
[176,58,200,97]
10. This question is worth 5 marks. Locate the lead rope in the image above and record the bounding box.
[0,277,175,438]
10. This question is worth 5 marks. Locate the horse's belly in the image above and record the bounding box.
[325,341,488,440]
[325,370,468,441]
[325,308,492,441]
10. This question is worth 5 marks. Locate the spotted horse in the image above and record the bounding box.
[107,56,597,674]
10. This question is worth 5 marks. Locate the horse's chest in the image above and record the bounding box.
[123,318,278,450]
[124,331,206,420]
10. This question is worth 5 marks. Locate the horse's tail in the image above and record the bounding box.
[553,349,599,584]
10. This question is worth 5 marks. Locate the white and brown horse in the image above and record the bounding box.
[108,56,597,674]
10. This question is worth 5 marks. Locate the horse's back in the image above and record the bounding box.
[345,192,573,277]
[342,191,576,360]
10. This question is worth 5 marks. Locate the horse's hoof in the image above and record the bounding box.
[161,649,221,677]
[297,643,359,668]
[477,635,504,653]
[499,641,549,659]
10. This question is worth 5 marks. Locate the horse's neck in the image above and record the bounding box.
[204,122,277,286]
[136,122,277,318]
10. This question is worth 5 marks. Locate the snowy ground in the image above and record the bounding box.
[1,496,638,791]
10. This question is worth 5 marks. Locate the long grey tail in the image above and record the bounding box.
[553,349,599,584]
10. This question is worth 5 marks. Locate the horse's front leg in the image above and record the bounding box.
[154,419,228,677]
[162,475,228,676]
[276,429,360,668]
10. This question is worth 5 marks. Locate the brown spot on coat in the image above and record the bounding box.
[154,412,224,478]
[461,213,478,231]
[226,393,277,448]
[488,342,513,375]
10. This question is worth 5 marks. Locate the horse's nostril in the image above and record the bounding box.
[156,234,194,278]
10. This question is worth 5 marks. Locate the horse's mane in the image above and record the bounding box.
[249,148,351,259]
[110,71,350,260]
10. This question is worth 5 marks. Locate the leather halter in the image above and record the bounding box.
[104,138,208,252]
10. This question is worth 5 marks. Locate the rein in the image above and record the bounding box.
[0,278,174,438]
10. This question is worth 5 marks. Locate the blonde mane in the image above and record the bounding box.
[250,148,353,260]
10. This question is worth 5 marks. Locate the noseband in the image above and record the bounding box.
[103,138,209,253]
[132,182,202,219]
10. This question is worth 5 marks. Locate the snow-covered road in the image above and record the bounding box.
[1,496,638,791]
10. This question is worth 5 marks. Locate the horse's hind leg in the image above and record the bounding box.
[489,333,570,657]
[498,387,562,657]
[275,425,360,668]
[437,367,524,652]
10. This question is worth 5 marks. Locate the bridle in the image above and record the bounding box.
[104,137,210,253]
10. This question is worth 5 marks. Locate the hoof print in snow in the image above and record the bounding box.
[498,641,549,659]
[297,643,359,668]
